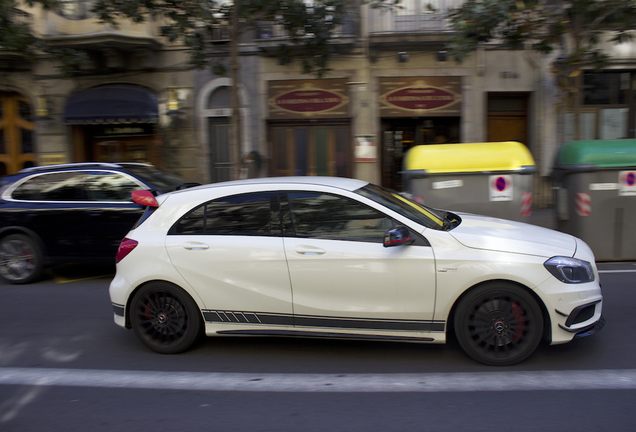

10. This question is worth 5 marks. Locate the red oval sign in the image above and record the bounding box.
[273,90,343,113]
[384,87,457,111]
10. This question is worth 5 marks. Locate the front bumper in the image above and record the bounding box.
[573,316,605,339]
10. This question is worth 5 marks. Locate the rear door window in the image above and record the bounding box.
[170,192,279,236]
[10,172,86,201]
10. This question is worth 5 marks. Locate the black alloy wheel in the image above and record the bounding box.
[0,234,44,284]
[454,283,544,366]
[130,282,203,354]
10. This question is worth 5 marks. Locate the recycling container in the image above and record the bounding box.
[402,141,536,222]
[552,139,636,261]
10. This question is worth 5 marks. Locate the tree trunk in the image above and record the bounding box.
[571,13,582,141]
[230,2,241,180]
[573,70,583,141]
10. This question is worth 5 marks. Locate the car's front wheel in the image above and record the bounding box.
[454,283,544,366]
[130,282,203,354]
[0,234,44,284]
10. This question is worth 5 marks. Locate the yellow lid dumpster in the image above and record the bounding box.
[402,142,536,221]
[404,141,536,175]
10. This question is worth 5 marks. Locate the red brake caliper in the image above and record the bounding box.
[511,302,525,342]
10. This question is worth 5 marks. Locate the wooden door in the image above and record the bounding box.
[0,92,36,175]
[487,115,528,144]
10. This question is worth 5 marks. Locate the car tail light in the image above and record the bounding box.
[131,190,158,207]
[115,238,138,264]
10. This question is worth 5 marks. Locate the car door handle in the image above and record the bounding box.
[182,242,210,251]
[295,246,326,255]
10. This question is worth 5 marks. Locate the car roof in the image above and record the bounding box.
[176,176,369,194]
[17,162,153,174]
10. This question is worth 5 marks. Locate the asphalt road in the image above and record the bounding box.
[0,262,635,431]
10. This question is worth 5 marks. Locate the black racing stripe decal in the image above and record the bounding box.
[202,310,445,332]
[112,303,125,317]
[203,311,293,326]
[294,315,445,332]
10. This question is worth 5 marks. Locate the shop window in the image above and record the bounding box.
[600,108,629,139]
[270,124,351,178]
[21,129,33,154]
[294,129,308,176]
[568,71,636,139]
[18,101,31,122]
[584,72,629,105]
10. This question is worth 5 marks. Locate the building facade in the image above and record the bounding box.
[4,0,635,204]
[2,1,198,180]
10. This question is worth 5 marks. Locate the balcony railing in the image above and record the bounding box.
[256,16,357,40]
[369,0,464,33]
[57,0,96,20]
[5,8,33,27]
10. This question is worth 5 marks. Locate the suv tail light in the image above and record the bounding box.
[116,238,138,264]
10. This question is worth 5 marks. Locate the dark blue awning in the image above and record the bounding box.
[64,85,159,125]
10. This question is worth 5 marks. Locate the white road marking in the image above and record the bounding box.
[598,270,636,274]
[1,368,636,393]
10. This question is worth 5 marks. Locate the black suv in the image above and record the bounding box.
[0,163,196,284]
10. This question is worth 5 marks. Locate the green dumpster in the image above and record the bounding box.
[552,139,636,261]
[402,141,536,222]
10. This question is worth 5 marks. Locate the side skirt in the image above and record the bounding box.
[215,329,435,342]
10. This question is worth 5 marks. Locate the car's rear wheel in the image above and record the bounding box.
[130,282,203,354]
[454,283,543,366]
[0,234,44,284]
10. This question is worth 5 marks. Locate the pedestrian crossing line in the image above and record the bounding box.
[1,368,636,393]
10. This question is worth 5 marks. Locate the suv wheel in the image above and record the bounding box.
[0,234,44,284]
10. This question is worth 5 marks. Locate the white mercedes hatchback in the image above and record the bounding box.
[109,177,604,365]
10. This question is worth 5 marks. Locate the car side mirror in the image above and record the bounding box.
[384,225,414,247]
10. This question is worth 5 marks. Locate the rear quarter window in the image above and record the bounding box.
[11,172,85,201]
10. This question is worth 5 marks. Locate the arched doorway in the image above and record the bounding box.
[198,77,252,183]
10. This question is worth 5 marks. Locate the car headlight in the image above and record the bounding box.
[544,256,595,284]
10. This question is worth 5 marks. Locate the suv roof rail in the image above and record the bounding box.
[114,162,154,168]
[18,162,152,173]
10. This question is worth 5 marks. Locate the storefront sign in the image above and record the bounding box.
[379,77,462,117]
[94,124,154,137]
[41,154,68,165]
[268,80,349,119]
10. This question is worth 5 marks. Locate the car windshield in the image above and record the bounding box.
[355,183,448,230]
[124,166,190,192]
